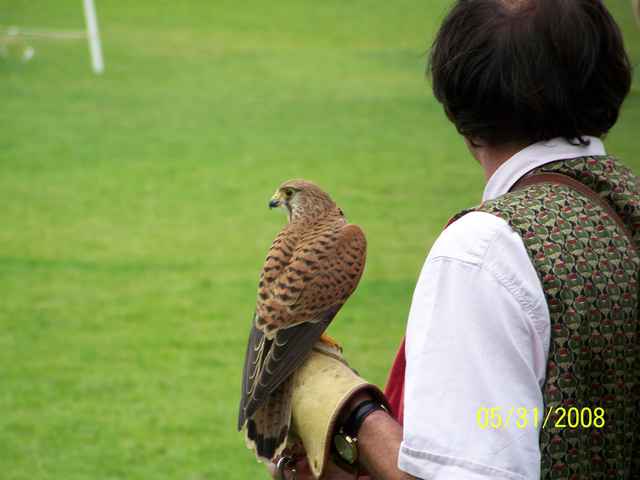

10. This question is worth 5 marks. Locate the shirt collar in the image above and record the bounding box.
[482,136,606,202]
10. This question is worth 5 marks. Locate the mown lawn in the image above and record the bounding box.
[1,1,638,479]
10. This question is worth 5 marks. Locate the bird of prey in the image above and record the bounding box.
[238,179,367,462]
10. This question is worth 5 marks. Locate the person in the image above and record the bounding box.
[270,0,638,478]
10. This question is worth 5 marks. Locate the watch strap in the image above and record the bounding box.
[342,399,387,438]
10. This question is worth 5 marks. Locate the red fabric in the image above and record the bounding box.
[383,337,406,425]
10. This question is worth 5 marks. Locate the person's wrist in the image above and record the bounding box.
[339,388,390,437]
[331,390,388,477]
[356,407,387,436]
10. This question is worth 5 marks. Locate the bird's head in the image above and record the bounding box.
[269,179,337,223]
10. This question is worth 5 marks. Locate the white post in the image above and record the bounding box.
[83,0,104,74]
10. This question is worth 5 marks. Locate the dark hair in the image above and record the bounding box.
[428,0,632,146]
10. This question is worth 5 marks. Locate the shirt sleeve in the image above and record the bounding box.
[398,212,550,480]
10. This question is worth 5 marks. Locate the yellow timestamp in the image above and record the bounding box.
[476,406,605,430]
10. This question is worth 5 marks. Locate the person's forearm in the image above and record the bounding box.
[357,410,415,480]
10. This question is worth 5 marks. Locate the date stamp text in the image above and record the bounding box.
[476,406,605,430]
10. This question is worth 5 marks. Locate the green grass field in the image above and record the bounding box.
[1,1,639,478]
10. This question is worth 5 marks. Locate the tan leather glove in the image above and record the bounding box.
[288,341,389,479]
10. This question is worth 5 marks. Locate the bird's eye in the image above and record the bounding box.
[283,189,293,198]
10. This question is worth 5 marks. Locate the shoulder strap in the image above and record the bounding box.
[511,171,636,253]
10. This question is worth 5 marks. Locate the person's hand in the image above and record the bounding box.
[292,456,358,480]
[267,454,357,480]
[266,444,313,480]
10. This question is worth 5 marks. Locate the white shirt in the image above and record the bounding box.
[398,137,606,479]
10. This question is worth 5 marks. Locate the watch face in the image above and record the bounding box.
[334,434,357,464]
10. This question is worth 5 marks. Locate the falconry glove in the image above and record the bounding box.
[288,341,389,479]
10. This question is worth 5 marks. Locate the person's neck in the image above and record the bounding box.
[466,139,530,181]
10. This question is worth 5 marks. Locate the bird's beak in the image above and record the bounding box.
[269,194,281,209]
[269,199,280,209]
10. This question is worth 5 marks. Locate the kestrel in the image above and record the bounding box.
[237,179,367,462]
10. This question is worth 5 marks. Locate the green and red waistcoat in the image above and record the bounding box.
[383,155,640,477]
[463,155,640,478]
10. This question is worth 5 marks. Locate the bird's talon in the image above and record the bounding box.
[320,333,341,349]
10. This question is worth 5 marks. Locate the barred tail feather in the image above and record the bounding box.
[243,377,292,462]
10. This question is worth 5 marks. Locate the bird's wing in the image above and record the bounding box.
[289,223,367,322]
[238,223,366,426]
[238,314,265,430]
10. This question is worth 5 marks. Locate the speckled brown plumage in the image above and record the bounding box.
[238,179,366,462]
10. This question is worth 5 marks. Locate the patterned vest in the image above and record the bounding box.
[456,156,640,478]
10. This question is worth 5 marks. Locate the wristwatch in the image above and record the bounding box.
[333,399,388,469]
